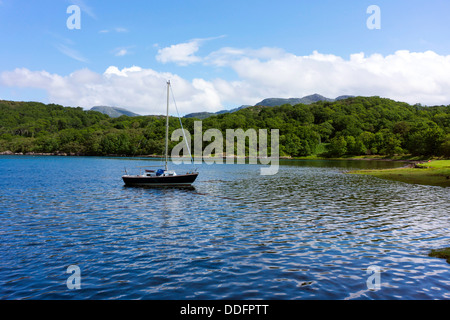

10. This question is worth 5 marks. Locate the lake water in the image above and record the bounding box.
[0,156,449,300]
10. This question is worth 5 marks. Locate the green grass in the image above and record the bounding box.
[348,160,450,187]
[416,160,450,169]
[429,248,450,264]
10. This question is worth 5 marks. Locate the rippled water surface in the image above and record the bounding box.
[1,156,449,300]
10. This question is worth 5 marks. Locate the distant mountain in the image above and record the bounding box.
[255,94,335,107]
[184,105,251,119]
[183,94,354,119]
[183,112,217,120]
[335,95,355,101]
[90,106,140,118]
[89,95,355,119]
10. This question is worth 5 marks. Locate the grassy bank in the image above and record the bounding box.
[290,153,438,162]
[429,248,450,264]
[348,160,450,187]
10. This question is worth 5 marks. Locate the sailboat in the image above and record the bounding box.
[122,80,199,187]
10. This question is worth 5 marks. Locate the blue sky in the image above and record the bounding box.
[1,0,450,115]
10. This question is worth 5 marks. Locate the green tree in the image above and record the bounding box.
[441,134,450,157]
[345,136,367,155]
[328,136,347,157]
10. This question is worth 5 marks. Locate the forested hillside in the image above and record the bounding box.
[0,97,449,157]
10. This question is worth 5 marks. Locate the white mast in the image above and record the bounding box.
[164,80,170,171]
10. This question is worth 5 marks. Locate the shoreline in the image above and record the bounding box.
[0,150,437,163]
[347,160,450,187]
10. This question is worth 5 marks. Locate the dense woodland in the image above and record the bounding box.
[0,96,449,158]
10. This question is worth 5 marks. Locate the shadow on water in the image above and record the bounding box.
[279,158,409,170]
[123,185,197,191]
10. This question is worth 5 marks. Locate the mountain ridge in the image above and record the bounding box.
[90,106,141,118]
[184,94,354,119]
[89,94,355,119]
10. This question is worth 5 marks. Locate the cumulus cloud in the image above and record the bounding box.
[0,66,224,115]
[1,49,450,115]
[156,36,226,66]
[156,39,203,66]
[206,49,450,106]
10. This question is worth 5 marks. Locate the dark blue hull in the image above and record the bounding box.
[122,173,198,186]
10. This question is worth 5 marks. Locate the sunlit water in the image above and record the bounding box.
[0,156,449,300]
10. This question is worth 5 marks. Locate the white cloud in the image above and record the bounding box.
[115,49,127,57]
[205,49,450,106]
[159,38,450,106]
[0,67,223,115]
[112,47,133,57]
[99,27,128,34]
[55,44,89,63]
[1,49,450,115]
[205,46,286,67]
[156,39,203,66]
[156,36,226,66]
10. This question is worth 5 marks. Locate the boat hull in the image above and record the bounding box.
[122,173,198,187]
